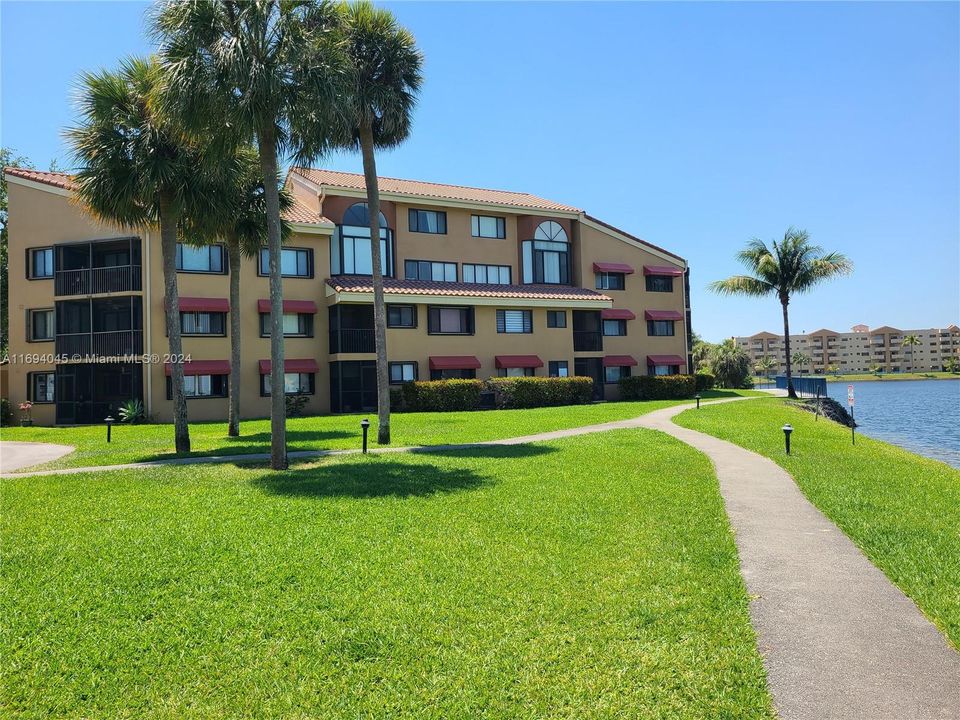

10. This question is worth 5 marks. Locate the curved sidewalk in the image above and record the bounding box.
[638,403,960,720]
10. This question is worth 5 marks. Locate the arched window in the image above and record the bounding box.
[534,221,568,243]
[331,202,393,276]
[522,221,570,285]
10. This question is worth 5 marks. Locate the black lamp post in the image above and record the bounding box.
[782,423,793,455]
[360,418,370,454]
[105,415,115,443]
[695,393,701,409]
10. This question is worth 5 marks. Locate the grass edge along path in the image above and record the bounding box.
[674,398,960,649]
[2,430,774,718]
[0,390,761,472]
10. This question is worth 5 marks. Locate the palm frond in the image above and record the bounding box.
[709,275,775,297]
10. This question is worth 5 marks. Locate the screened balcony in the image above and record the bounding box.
[55,237,142,296]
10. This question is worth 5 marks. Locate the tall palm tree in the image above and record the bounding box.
[336,1,423,445]
[901,334,921,373]
[755,355,776,387]
[711,228,852,398]
[153,0,347,469]
[67,57,228,453]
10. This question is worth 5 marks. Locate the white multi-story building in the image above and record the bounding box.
[734,324,960,374]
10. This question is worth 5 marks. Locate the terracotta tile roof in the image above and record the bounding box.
[4,167,75,190]
[285,197,332,225]
[293,167,580,213]
[326,275,612,302]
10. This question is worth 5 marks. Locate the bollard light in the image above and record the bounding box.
[105,415,115,444]
[782,423,793,455]
[360,418,370,454]
[695,393,701,409]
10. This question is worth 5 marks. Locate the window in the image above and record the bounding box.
[408,209,446,234]
[28,309,54,341]
[176,244,225,273]
[548,361,569,377]
[471,215,506,239]
[649,364,680,376]
[259,313,313,337]
[604,366,630,383]
[331,203,393,276]
[462,263,511,285]
[602,319,627,336]
[405,260,457,282]
[166,374,228,399]
[646,275,674,292]
[595,272,625,291]
[499,367,534,377]
[427,306,474,335]
[521,221,570,285]
[496,309,533,334]
[430,368,476,380]
[547,311,567,328]
[389,362,418,384]
[259,247,312,278]
[29,248,54,278]
[261,372,315,396]
[28,372,55,403]
[387,304,417,328]
[647,320,675,336]
[181,312,226,336]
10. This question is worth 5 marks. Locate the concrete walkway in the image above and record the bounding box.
[638,403,960,720]
[0,441,75,473]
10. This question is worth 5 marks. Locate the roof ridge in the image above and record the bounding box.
[294,166,559,202]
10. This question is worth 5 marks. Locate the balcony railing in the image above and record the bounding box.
[56,330,143,358]
[329,328,375,354]
[55,265,142,296]
[573,331,603,352]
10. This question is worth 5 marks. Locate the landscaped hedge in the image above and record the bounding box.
[695,372,716,391]
[487,376,594,409]
[393,379,485,412]
[619,374,696,401]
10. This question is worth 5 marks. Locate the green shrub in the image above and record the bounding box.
[694,372,716,391]
[0,398,12,427]
[397,379,484,412]
[487,376,594,409]
[619,374,696,401]
[285,394,310,417]
[117,398,145,424]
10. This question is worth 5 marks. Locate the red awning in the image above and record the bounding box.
[257,299,318,314]
[495,355,543,369]
[168,297,229,313]
[603,355,638,367]
[592,262,635,274]
[429,355,482,370]
[164,360,230,376]
[644,309,684,321]
[601,308,636,320]
[643,265,684,277]
[258,358,320,374]
[647,355,686,366]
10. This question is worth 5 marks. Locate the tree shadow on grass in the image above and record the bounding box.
[254,444,555,499]
[222,430,355,445]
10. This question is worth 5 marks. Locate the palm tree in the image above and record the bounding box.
[901,334,921,373]
[67,57,228,453]
[792,351,811,392]
[336,1,423,445]
[755,355,776,387]
[183,147,294,437]
[153,0,347,469]
[710,228,852,398]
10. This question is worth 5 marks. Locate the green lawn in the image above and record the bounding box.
[2,430,773,719]
[1,390,757,472]
[675,399,960,647]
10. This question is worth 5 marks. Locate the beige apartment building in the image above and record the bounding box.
[734,324,960,374]
[4,166,691,425]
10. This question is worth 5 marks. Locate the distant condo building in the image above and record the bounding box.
[734,324,960,374]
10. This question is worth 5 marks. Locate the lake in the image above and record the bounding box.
[822,379,960,468]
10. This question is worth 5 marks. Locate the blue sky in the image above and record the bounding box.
[2,1,957,341]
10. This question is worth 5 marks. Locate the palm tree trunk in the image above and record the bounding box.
[359,122,390,445]
[781,294,796,399]
[159,191,190,453]
[227,238,242,438]
[256,127,287,470]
